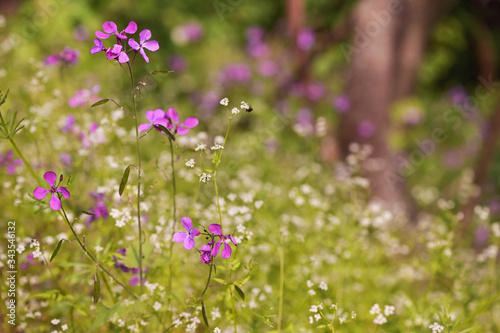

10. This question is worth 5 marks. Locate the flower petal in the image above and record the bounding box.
[118,52,130,63]
[200,244,211,252]
[139,29,152,43]
[57,187,70,199]
[50,194,61,210]
[182,117,199,128]
[128,38,140,51]
[95,31,111,39]
[143,40,159,52]
[211,239,221,257]
[139,48,149,63]
[173,232,187,243]
[153,109,166,121]
[189,227,201,238]
[102,21,117,34]
[123,21,137,34]
[208,224,222,236]
[138,123,152,132]
[221,240,232,258]
[33,187,49,200]
[177,127,189,135]
[228,234,238,246]
[43,171,57,187]
[183,237,195,250]
[181,216,192,231]
[166,108,179,125]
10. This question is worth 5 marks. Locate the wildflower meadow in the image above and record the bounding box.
[1,1,500,332]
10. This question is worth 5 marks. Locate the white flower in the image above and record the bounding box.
[318,281,328,291]
[94,246,104,253]
[306,280,314,288]
[195,143,207,151]
[220,98,229,106]
[185,159,195,168]
[240,101,250,110]
[200,173,212,184]
[214,328,222,333]
[153,301,162,311]
[210,144,224,151]
[61,324,68,331]
[384,305,395,316]
[308,289,316,296]
[231,107,240,115]
[51,319,60,325]
[369,304,381,315]
[373,314,387,325]
[429,322,444,333]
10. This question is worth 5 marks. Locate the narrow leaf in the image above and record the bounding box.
[151,70,173,75]
[157,125,176,141]
[80,210,97,216]
[91,99,109,108]
[201,300,209,327]
[50,239,65,262]
[93,266,100,304]
[119,165,131,196]
[234,285,245,301]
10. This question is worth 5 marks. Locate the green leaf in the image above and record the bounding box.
[201,300,209,327]
[89,303,120,332]
[91,99,109,108]
[234,285,245,301]
[212,278,227,285]
[80,210,97,216]
[156,125,176,141]
[151,70,172,75]
[50,239,65,262]
[93,266,100,304]
[119,165,131,196]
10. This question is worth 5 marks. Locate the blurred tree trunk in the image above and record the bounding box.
[339,0,452,212]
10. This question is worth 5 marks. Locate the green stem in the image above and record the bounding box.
[277,246,285,332]
[128,63,144,294]
[200,263,213,299]
[226,259,237,333]
[60,205,137,299]
[167,138,177,293]
[9,138,42,187]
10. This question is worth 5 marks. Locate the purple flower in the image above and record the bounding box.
[106,44,130,63]
[305,82,324,101]
[90,38,106,54]
[60,47,80,65]
[171,22,204,45]
[166,108,199,135]
[209,224,237,259]
[0,151,22,175]
[173,217,201,250]
[169,55,187,72]
[60,153,72,167]
[45,54,60,66]
[87,192,109,224]
[200,242,213,264]
[138,109,169,133]
[297,28,315,51]
[128,29,159,63]
[357,121,375,138]
[68,85,101,108]
[333,95,350,113]
[95,21,137,40]
[33,171,70,211]
[219,63,252,84]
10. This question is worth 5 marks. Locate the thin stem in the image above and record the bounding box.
[127,62,144,294]
[277,246,285,332]
[226,259,237,333]
[167,138,177,293]
[200,263,213,299]
[9,138,42,187]
[60,205,137,299]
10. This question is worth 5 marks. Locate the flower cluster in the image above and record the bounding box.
[45,47,80,66]
[173,217,237,263]
[369,304,395,325]
[138,108,198,136]
[90,21,159,63]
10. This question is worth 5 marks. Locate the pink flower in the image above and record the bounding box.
[33,171,70,210]
[138,109,169,133]
[165,108,198,135]
[173,217,201,250]
[209,224,237,259]
[128,29,159,63]
[95,21,137,40]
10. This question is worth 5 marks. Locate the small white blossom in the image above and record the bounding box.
[61,324,68,331]
[94,246,104,253]
[318,281,328,291]
[214,328,222,333]
[369,304,381,315]
[200,173,212,184]
[240,101,250,110]
[231,107,240,115]
[384,305,395,316]
[373,314,387,325]
[185,159,195,168]
[211,144,224,151]
[195,143,207,151]
[51,319,60,325]
[153,301,162,311]
[429,322,445,333]
[306,280,314,288]
[220,98,229,106]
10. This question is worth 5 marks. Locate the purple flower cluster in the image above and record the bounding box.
[45,47,80,66]
[86,192,109,225]
[0,151,22,175]
[171,22,204,45]
[33,171,70,211]
[173,217,237,264]
[68,85,101,108]
[91,21,159,63]
[113,248,146,286]
[138,108,198,136]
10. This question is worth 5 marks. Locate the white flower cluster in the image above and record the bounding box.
[429,322,444,333]
[210,144,224,151]
[308,303,324,324]
[110,208,132,228]
[30,239,42,259]
[200,173,212,184]
[220,97,229,106]
[185,159,195,168]
[195,143,206,151]
[231,107,240,115]
[369,304,395,325]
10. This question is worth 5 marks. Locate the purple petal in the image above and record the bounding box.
[152,109,166,120]
[229,234,237,246]
[154,118,168,129]
[145,110,156,123]
[181,216,192,231]
[166,108,179,125]
[115,32,127,39]
[139,29,152,43]
[43,171,57,187]
[211,239,221,257]
[50,194,61,210]
[128,38,140,51]
[102,21,117,34]
[183,237,195,250]
[123,21,137,34]
[57,187,70,199]
[189,227,201,238]
[139,48,149,63]
[200,244,211,252]
[138,123,152,132]
[143,40,159,52]
[33,187,49,200]
[95,31,111,39]
[181,117,199,128]
[221,240,232,258]
[173,232,187,243]
[118,52,130,63]
[208,224,222,236]
[177,127,190,135]
[90,46,103,54]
